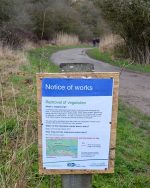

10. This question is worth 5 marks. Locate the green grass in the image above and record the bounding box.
[87,48,150,73]
[93,102,150,188]
[0,45,89,188]
[23,45,90,74]
[0,45,150,187]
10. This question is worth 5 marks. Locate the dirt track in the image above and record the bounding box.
[51,48,150,115]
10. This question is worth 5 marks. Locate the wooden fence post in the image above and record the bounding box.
[62,174,92,188]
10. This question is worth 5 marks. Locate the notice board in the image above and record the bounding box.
[36,72,119,174]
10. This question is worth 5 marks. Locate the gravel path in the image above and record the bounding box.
[51,48,150,115]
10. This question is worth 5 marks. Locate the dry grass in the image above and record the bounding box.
[55,32,80,46]
[23,40,37,51]
[0,76,37,188]
[0,44,37,187]
[99,34,124,52]
[0,45,61,187]
[0,44,28,75]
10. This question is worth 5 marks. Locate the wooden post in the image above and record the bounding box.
[62,175,92,188]
[60,63,94,188]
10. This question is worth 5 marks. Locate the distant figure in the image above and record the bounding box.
[96,38,100,47]
[92,38,96,47]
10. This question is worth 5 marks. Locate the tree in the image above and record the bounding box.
[0,0,15,25]
[29,0,92,41]
[0,0,33,48]
[95,0,150,64]
[73,0,109,38]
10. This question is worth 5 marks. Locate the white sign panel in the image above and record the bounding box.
[41,78,113,170]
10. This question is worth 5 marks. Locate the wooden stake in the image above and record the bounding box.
[62,175,92,188]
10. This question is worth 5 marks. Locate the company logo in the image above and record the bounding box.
[67,163,76,167]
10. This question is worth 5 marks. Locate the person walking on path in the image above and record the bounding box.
[92,38,96,47]
[96,38,100,47]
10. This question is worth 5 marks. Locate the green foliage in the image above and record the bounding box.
[0,0,107,46]
[0,0,33,48]
[74,1,109,39]
[29,0,96,41]
[0,0,15,25]
[95,0,150,64]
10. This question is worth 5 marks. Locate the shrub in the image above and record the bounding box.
[95,0,150,64]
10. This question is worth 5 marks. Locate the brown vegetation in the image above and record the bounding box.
[0,44,28,74]
[55,33,80,46]
[99,34,123,53]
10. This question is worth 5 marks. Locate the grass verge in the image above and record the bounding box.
[87,48,150,73]
[93,102,150,188]
[0,45,150,187]
[0,45,89,188]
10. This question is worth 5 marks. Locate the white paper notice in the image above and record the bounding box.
[41,78,113,170]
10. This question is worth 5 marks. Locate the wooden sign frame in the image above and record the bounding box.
[36,72,119,175]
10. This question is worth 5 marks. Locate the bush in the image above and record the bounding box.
[0,0,108,46]
[95,0,150,64]
[30,0,90,41]
[0,0,34,48]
